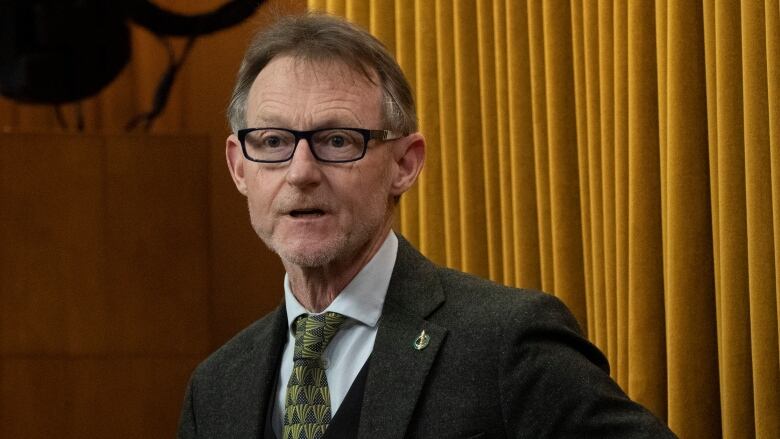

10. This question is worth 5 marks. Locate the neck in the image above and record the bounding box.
[284,223,393,313]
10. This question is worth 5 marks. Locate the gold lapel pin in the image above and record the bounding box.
[413,329,430,350]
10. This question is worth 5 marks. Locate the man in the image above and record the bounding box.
[178,13,677,439]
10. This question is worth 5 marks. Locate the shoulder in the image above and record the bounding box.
[435,265,585,334]
[391,244,607,366]
[393,234,578,322]
[391,234,586,340]
[191,308,284,381]
[417,260,610,373]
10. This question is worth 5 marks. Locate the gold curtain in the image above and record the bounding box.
[310,1,780,438]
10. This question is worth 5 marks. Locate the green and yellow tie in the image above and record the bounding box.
[282,312,346,439]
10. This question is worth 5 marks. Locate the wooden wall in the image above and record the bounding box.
[0,133,284,437]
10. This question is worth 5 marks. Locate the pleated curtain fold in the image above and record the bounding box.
[308,1,780,438]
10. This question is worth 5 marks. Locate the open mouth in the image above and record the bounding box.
[289,208,325,218]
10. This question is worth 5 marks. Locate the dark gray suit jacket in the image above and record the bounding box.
[178,236,677,438]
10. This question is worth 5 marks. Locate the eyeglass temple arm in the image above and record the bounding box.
[370,130,404,141]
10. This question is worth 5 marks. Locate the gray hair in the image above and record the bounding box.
[227,13,417,134]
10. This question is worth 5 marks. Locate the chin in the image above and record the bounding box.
[255,215,389,270]
[271,236,349,268]
[278,251,334,268]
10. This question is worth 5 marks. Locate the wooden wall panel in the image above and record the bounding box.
[1,359,70,437]
[103,135,211,355]
[1,134,106,354]
[0,133,283,438]
[1,357,199,437]
[1,134,211,356]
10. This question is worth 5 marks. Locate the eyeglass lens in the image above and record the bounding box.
[243,128,366,162]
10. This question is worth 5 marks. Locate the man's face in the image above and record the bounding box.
[226,55,403,269]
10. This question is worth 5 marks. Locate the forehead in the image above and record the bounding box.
[246,55,384,128]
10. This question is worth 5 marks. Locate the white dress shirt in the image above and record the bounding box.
[271,231,398,437]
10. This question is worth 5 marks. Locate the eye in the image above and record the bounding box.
[254,130,292,148]
[262,135,282,148]
[326,134,347,148]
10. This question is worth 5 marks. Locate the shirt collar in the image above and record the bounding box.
[283,231,398,331]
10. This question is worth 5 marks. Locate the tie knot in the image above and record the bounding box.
[292,312,346,361]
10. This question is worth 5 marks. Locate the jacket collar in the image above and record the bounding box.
[229,304,287,439]
[358,234,448,439]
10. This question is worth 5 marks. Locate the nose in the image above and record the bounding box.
[285,138,323,188]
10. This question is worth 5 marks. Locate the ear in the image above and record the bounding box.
[226,133,248,195]
[390,132,426,196]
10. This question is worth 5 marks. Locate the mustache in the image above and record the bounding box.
[274,194,332,214]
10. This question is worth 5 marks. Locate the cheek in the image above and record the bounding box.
[246,195,263,226]
[352,155,394,189]
[245,169,278,205]
[346,166,393,212]
[245,183,274,222]
[343,169,382,203]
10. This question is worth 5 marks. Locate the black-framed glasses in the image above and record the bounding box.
[236,127,403,163]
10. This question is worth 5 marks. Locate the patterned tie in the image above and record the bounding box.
[282,312,346,439]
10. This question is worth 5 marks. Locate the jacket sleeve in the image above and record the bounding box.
[498,293,678,439]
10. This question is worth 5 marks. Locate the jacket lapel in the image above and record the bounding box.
[358,235,447,439]
[223,304,287,438]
